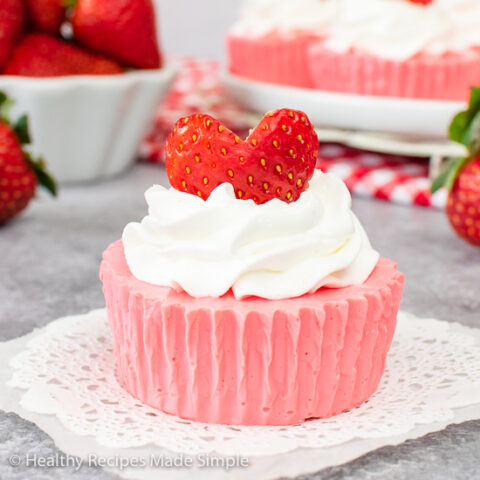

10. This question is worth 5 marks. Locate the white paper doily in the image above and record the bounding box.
[7,308,480,459]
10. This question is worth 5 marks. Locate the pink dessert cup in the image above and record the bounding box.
[227,33,317,89]
[307,45,480,101]
[227,32,480,101]
[100,240,404,426]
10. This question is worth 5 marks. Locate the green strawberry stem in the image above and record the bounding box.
[431,157,468,194]
[13,114,31,145]
[25,154,57,196]
[449,87,480,154]
[62,0,77,8]
[0,92,14,124]
[432,87,480,194]
[0,90,57,196]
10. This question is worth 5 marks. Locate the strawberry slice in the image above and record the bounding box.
[165,109,318,204]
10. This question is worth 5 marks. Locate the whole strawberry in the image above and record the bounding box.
[0,0,24,70]
[0,92,56,225]
[3,33,124,77]
[71,0,161,69]
[165,109,318,204]
[432,87,480,246]
[24,0,65,34]
[445,159,480,245]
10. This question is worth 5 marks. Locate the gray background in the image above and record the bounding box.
[1,165,479,480]
[155,0,237,60]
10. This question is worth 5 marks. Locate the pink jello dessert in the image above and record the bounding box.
[101,242,403,426]
[227,0,335,90]
[227,0,480,101]
[228,34,317,89]
[100,109,404,425]
[307,48,480,101]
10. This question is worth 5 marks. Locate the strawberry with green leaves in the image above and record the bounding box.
[432,87,480,246]
[165,109,319,204]
[0,92,56,225]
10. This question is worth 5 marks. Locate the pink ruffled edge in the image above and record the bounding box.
[227,33,480,101]
[308,45,480,101]
[100,240,404,426]
[227,33,316,89]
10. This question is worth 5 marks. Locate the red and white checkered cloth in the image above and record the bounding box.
[316,144,447,208]
[140,58,446,209]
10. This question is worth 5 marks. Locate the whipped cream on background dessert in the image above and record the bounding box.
[231,0,480,60]
[326,0,480,60]
[231,0,338,37]
[123,171,379,300]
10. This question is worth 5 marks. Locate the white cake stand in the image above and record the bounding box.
[223,72,468,177]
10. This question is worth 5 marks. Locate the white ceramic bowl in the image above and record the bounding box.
[0,64,177,182]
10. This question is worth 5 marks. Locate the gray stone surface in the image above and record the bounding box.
[1,163,479,479]
[287,420,480,480]
[0,413,119,480]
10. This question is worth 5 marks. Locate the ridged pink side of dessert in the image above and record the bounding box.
[100,240,404,426]
[227,34,480,101]
[227,33,316,89]
[308,46,480,101]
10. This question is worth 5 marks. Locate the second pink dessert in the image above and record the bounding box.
[307,47,480,101]
[227,0,480,101]
[227,33,316,89]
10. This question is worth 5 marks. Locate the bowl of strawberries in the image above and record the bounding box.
[0,0,176,182]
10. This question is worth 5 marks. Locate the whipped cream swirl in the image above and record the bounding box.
[230,0,338,37]
[325,0,480,60]
[231,0,480,60]
[122,171,379,300]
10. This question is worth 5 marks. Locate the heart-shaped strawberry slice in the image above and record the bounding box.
[165,109,319,204]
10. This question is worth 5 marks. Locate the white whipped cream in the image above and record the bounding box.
[122,171,379,300]
[230,0,338,37]
[231,0,480,60]
[325,0,480,60]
